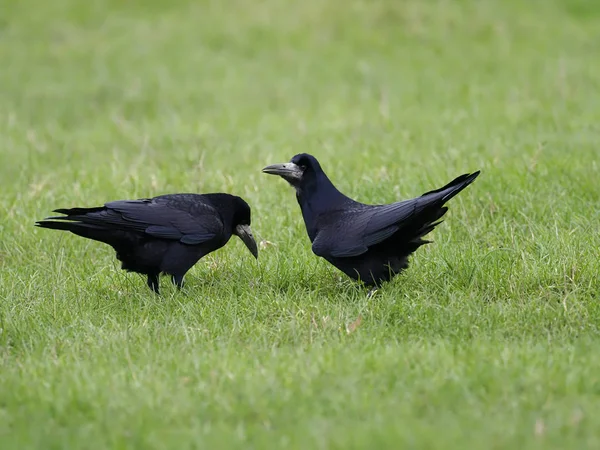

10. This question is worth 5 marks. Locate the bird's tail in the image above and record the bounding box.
[52,206,106,216]
[35,207,113,243]
[421,171,481,204]
[404,170,481,245]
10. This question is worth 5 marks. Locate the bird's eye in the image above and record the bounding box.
[299,164,307,171]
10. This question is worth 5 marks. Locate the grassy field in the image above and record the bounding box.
[1,0,600,448]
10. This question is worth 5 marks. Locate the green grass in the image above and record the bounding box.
[1,0,600,447]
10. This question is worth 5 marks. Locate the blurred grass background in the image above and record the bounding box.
[1,0,599,448]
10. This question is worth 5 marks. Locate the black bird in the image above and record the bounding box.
[36,193,258,294]
[263,153,480,287]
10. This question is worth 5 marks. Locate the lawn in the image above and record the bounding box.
[1,0,600,448]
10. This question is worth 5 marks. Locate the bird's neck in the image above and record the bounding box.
[295,174,351,232]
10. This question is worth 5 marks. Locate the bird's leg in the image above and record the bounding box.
[367,287,379,298]
[147,273,160,294]
[171,274,185,290]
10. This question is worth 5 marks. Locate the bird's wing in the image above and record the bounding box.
[95,198,224,245]
[311,200,418,258]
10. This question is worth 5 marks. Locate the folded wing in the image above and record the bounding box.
[311,171,480,258]
[46,197,224,246]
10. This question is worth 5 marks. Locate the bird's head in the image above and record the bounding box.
[231,196,258,259]
[261,153,323,190]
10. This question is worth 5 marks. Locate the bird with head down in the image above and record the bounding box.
[36,193,258,294]
[263,153,480,288]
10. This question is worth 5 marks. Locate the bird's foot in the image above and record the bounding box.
[171,274,185,290]
[366,288,379,299]
[147,274,160,295]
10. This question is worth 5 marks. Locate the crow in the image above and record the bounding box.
[36,193,258,294]
[262,153,480,287]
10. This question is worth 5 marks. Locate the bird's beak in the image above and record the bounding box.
[234,224,258,259]
[261,162,303,181]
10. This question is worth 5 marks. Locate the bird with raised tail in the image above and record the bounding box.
[263,153,480,288]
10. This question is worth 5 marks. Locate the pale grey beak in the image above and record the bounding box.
[261,162,303,181]
[234,224,258,259]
